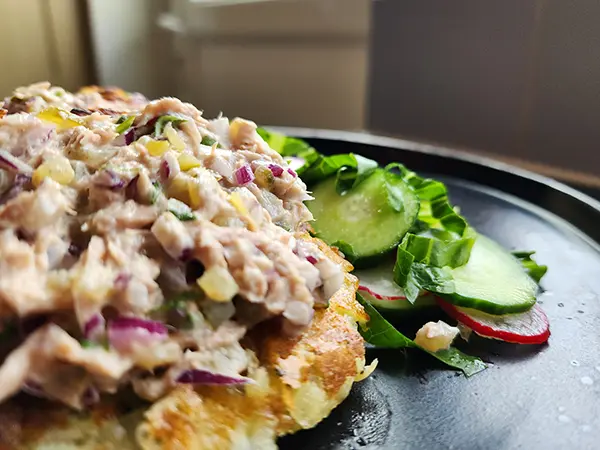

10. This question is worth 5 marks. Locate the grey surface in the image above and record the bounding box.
[368,0,537,155]
[368,0,600,175]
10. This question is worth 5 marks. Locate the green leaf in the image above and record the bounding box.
[115,115,135,134]
[155,115,187,136]
[410,263,455,294]
[356,293,486,376]
[168,198,196,221]
[257,128,312,157]
[402,233,475,269]
[356,293,417,348]
[257,128,377,192]
[512,250,548,284]
[332,240,357,262]
[387,162,475,301]
[335,155,378,194]
[392,246,415,287]
[304,153,378,194]
[429,347,487,377]
[385,162,469,237]
[393,232,473,302]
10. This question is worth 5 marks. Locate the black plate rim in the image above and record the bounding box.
[270,126,600,217]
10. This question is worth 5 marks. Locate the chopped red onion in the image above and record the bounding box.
[286,156,306,172]
[0,173,30,204]
[306,255,318,265]
[83,314,106,340]
[68,242,82,256]
[108,317,168,353]
[70,108,92,116]
[133,117,158,141]
[82,386,100,407]
[124,128,135,145]
[114,272,132,290]
[287,168,297,178]
[0,150,32,174]
[22,382,47,399]
[268,164,284,177]
[113,128,135,146]
[159,159,171,180]
[112,133,127,146]
[125,175,139,200]
[234,165,254,185]
[94,170,125,190]
[179,247,193,262]
[176,369,251,385]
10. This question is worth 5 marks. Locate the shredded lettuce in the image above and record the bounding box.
[257,128,377,194]
[392,231,476,303]
[257,128,316,158]
[383,163,478,301]
[385,163,469,236]
[357,293,486,376]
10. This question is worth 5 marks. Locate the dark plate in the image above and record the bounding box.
[276,129,600,450]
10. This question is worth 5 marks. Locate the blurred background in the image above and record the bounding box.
[1,0,599,187]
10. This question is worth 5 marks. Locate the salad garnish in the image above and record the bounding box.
[260,128,550,377]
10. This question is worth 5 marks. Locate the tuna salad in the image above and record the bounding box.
[0,82,344,409]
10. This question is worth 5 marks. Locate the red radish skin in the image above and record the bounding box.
[354,262,409,299]
[436,298,550,344]
[358,285,406,300]
[359,288,437,312]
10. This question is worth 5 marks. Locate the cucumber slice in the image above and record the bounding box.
[439,234,538,315]
[308,169,419,267]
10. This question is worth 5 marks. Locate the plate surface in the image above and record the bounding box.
[277,129,600,450]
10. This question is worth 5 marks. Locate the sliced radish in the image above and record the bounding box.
[355,262,437,312]
[354,262,408,300]
[360,289,436,311]
[436,298,550,344]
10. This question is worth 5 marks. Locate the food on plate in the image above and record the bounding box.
[0,83,373,449]
[0,80,551,448]
[260,128,550,372]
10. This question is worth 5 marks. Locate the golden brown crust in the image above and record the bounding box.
[136,268,369,449]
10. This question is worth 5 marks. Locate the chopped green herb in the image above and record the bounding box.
[201,136,218,147]
[116,115,135,134]
[150,181,162,205]
[155,115,186,136]
[168,198,196,221]
[80,339,97,349]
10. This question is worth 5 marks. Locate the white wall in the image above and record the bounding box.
[0,0,90,96]
[86,0,370,130]
[86,0,157,96]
